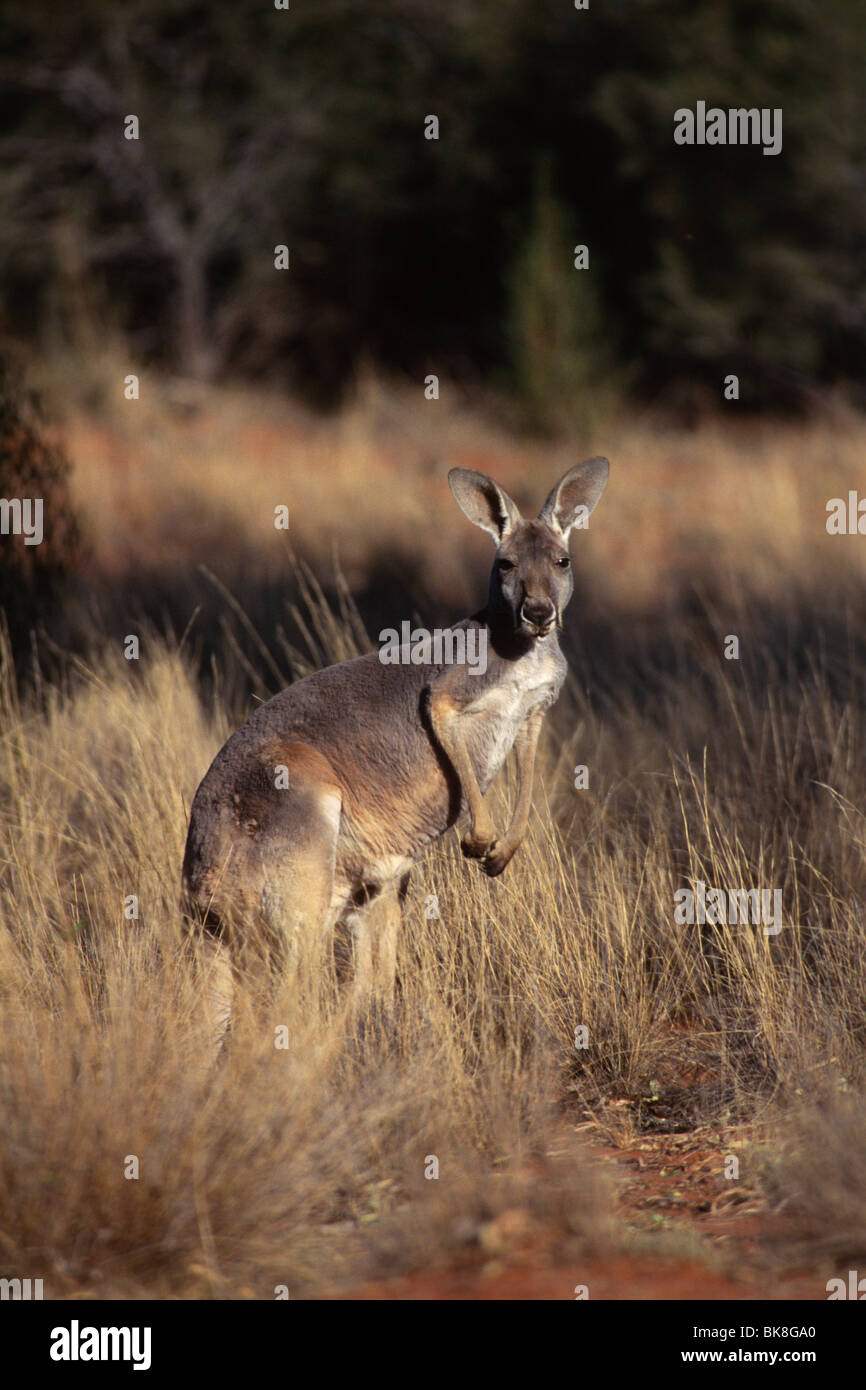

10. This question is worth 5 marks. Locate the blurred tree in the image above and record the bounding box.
[586,0,866,408]
[0,1,309,380]
[0,0,862,412]
[508,164,621,434]
[0,356,80,659]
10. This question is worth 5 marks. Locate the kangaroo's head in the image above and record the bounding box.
[448,457,609,640]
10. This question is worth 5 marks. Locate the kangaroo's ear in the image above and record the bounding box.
[448,468,522,543]
[537,456,609,540]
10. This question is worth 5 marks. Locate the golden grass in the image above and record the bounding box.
[54,369,866,615]
[3,371,866,1297]
[0,634,618,1298]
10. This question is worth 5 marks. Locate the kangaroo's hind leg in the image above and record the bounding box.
[184,740,343,1012]
[244,743,343,996]
[199,929,235,1055]
[337,871,409,1010]
[371,871,410,1001]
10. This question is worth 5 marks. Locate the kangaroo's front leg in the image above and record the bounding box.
[428,687,499,859]
[482,708,544,878]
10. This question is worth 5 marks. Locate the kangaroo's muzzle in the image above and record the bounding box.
[519,598,556,637]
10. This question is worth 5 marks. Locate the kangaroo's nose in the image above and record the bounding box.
[520,597,556,631]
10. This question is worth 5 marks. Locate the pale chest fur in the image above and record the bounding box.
[464,640,566,792]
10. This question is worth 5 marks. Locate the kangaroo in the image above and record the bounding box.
[182,457,609,1037]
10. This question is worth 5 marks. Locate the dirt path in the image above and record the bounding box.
[348,1127,820,1301]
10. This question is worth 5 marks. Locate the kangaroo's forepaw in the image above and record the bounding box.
[461,827,498,860]
[481,841,516,877]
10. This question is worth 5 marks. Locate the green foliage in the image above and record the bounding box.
[508,168,623,434]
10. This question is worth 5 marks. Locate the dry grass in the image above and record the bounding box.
[0,635,616,1298]
[3,370,866,1297]
[51,367,866,614]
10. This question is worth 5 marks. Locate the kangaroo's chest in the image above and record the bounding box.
[465,647,564,790]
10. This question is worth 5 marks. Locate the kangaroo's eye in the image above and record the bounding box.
[498,558,515,571]
[556,557,571,568]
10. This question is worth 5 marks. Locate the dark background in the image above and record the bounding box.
[1,0,863,419]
